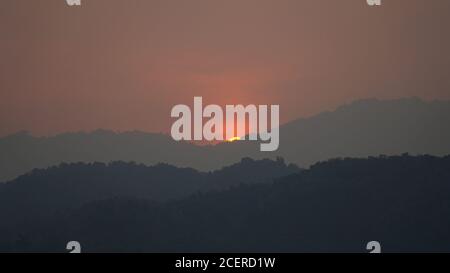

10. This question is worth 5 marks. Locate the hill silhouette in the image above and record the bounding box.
[0,157,299,230]
[1,154,449,252]
[1,97,450,182]
[213,97,450,166]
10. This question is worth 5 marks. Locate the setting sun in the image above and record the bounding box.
[226,136,241,142]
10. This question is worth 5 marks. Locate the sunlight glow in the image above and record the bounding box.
[226,136,241,142]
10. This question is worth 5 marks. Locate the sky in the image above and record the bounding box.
[0,0,449,136]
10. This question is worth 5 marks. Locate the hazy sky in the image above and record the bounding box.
[0,0,449,136]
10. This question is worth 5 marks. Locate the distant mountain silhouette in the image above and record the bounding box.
[214,97,450,167]
[1,155,450,252]
[0,157,299,231]
[1,97,450,182]
[0,130,210,183]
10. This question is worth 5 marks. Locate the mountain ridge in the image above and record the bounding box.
[0,157,300,229]
[1,97,450,182]
[2,154,449,252]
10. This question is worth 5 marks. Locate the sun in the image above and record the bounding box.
[226,136,241,142]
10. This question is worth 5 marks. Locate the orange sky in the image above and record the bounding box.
[1,0,450,136]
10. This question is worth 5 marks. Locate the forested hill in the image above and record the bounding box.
[1,155,450,253]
